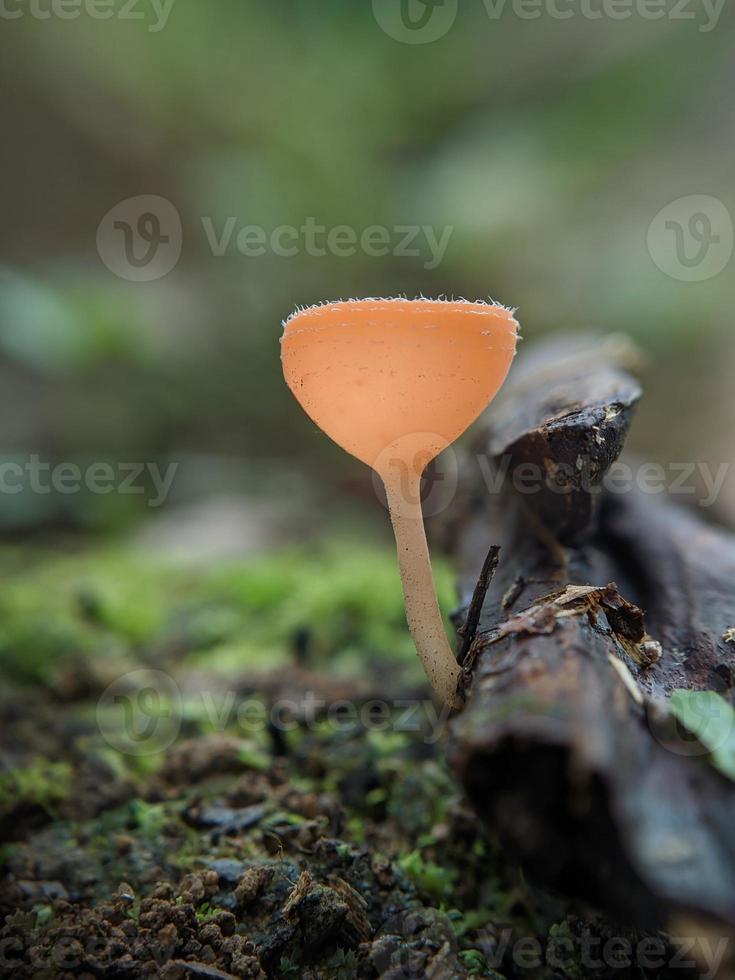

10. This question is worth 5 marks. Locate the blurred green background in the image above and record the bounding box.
[0,0,733,543]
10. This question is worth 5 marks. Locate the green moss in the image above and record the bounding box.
[237,743,271,772]
[129,800,168,836]
[0,760,72,818]
[194,542,455,684]
[32,905,54,928]
[452,908,496,938]
[0,549,176,684]
[194,902,219,923]
[0,540,455,689]
[345,816,366,842]
[459,948,489,975]
[398,850,457,903]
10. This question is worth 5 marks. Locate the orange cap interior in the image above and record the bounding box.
[281,298,518,476]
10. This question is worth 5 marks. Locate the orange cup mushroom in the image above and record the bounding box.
[281,298,519,707]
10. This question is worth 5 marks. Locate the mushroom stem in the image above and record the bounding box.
[382,467,461,708]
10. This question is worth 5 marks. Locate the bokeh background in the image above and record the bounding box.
[0,0,733,547]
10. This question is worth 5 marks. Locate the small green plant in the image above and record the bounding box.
[398,849,457,902]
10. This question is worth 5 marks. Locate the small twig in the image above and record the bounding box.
[502,575,525,610]
[457,545,500,666]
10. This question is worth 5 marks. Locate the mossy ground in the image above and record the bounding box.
[0,542,689,978]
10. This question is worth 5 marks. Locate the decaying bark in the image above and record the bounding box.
[447,334,735,929]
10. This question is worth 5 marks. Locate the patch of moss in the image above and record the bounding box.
[398,849,457,903]
[459,947,491,975]
[0,760,72,819]
[0,549,176,684]
[0,540,455,689]
[192,542,455,684]
[129,799,168,836]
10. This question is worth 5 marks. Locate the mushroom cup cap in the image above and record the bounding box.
[281,298,518,476]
